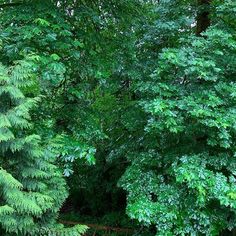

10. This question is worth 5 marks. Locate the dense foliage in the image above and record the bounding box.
[120,1,236,235]
[0,0,236,235]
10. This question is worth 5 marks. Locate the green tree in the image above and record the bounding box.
[0,1,89,234]
[0,58,87,235]
[120,0,236,235]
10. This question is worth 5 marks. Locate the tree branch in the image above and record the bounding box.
[0,2,23,8]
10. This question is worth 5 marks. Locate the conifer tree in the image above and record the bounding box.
[0,59,87,235]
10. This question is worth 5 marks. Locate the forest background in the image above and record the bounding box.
[0,0,236,235]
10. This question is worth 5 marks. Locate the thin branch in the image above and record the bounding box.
[0,2,23,8]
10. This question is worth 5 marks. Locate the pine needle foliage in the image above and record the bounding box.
[0,60,87,235]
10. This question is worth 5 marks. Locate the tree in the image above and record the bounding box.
[120,0,236,235]
[0,1,89,234]
[0,58,87,235]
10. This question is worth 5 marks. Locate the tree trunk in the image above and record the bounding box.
[196,0,211,35]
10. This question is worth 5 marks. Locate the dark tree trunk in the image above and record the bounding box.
[196,0,211,35]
